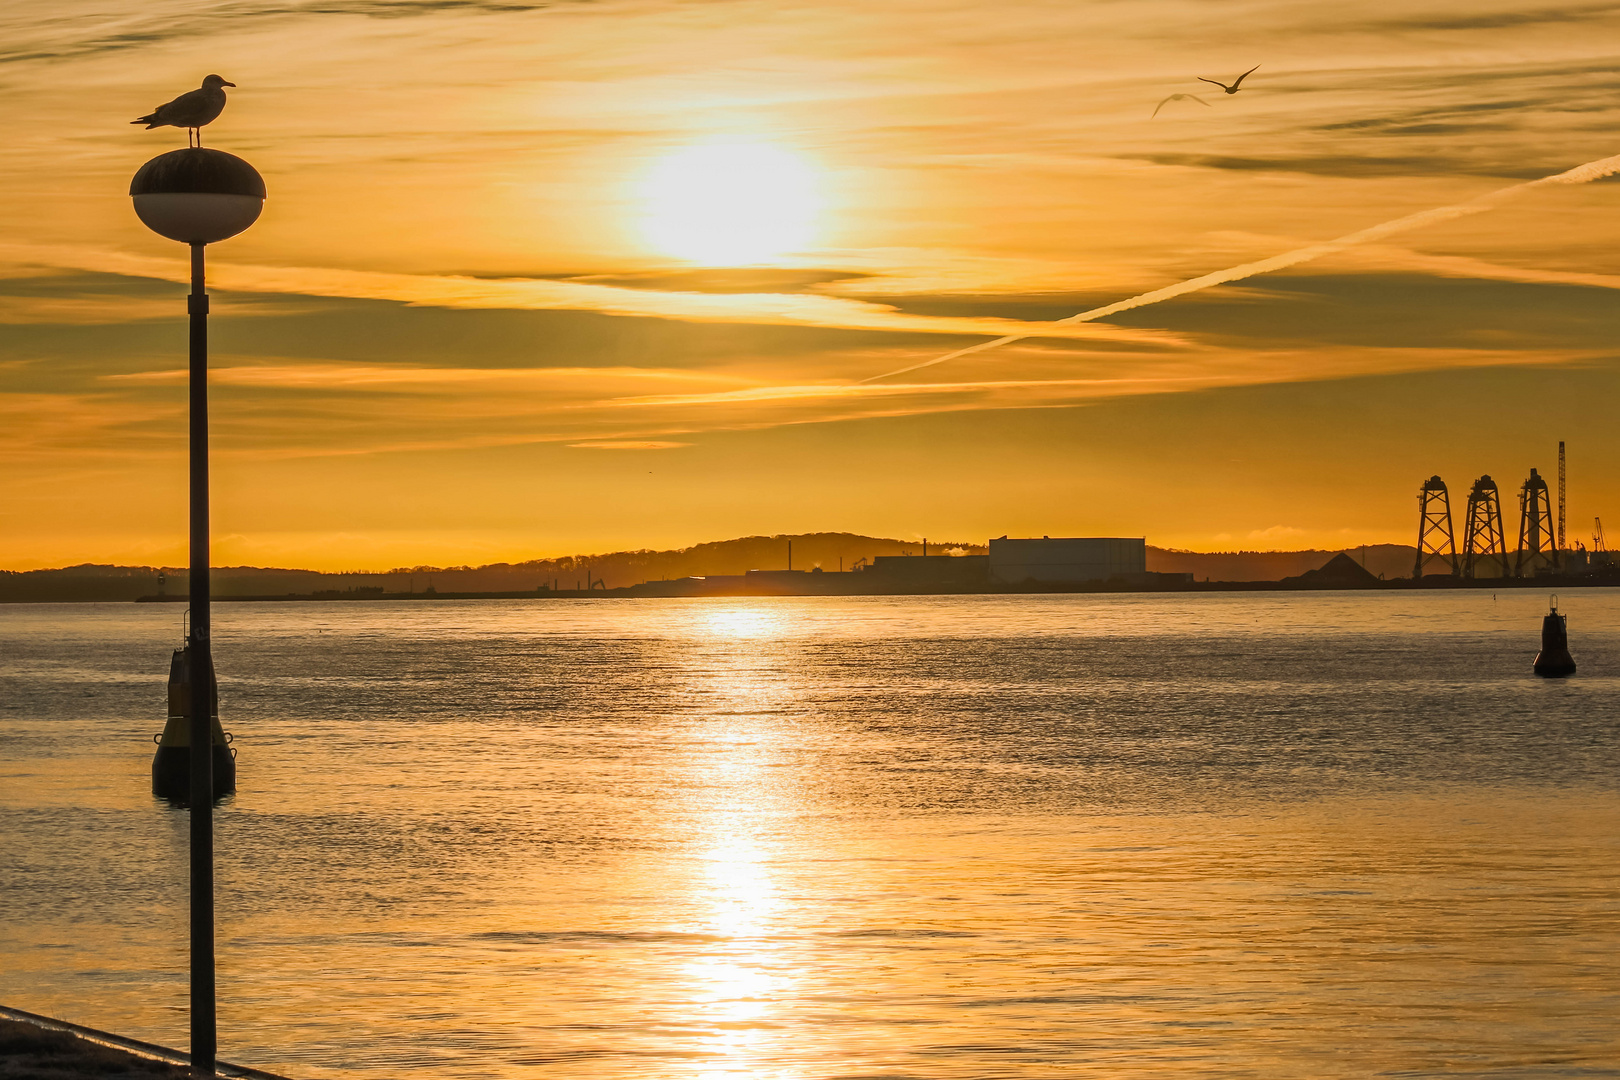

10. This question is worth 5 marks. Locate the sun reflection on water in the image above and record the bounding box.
[675,809,800,1078]
[672,612,807,1078]
[700,832,778,937]
[700,606,783,640]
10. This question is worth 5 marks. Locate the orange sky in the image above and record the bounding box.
[3,0,1619,570]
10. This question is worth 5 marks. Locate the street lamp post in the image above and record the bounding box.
[131,146,265,1077]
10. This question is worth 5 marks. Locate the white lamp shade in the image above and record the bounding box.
[133,193,264,244]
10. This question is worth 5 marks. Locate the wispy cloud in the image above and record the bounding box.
[0,292,311,324]
[864,150,1620,382]
[0,390,182,461]
[0,0,563,65]
[1126,152,1531,180]
[0,242,1182,348]
[1334,244,1620,290]
[1363,2,1620,32]
[104,362,744,390]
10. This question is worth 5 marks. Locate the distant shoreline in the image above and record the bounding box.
[113,574,1620,603]
[0,535,1587,603]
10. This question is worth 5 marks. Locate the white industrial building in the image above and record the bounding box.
[988,537,1147,584]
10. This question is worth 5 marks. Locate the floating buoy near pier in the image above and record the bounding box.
[1532,597,1577,678]
[151,646,236,800]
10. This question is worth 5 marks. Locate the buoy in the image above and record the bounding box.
[1532,596,1577,678]
[151,645,236,801]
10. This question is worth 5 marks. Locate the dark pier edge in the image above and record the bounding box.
[0,1005,295,1080]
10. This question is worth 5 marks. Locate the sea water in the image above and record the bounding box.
[1,592,1617,1078]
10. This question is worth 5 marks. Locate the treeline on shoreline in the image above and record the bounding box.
[0,535,1423,603]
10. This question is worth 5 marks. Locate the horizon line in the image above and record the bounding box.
[3,536,1425,577]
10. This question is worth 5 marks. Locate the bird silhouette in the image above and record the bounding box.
[132,75,234,147]
[1152,93,1211,118]
[1197,64,1259,94]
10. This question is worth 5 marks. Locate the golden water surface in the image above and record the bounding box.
[2,593,1617,1077]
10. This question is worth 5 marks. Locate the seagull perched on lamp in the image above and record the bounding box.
[132,75,234,147]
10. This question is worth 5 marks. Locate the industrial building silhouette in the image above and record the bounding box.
[1413,442,1610,579]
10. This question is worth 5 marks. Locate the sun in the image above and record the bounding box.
[639,140,822,266]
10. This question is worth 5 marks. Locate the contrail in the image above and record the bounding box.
[864,151,1620,383]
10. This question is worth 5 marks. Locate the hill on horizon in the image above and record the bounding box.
[0,535,1415,602]
[0,533,977,601]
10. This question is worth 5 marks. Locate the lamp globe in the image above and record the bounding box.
[130,147,265,244]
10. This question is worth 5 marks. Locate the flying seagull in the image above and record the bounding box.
[1152,92,1211,118]
[132,75,234,147]
[1197,64,1260,95]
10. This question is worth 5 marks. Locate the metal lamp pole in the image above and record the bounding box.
[187,238,217,1073]
[131,146,265,1077]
